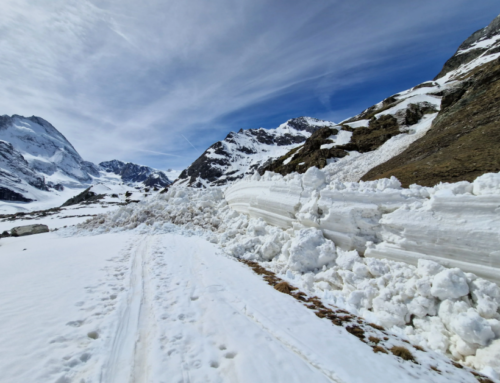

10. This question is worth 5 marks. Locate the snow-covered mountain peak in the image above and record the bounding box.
[99,160,172,188]
[0,115,99,184]
[177,117,335,187]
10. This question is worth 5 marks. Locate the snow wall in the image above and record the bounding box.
[224,169,500,285]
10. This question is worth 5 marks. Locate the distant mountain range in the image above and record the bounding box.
[0,115,171,203]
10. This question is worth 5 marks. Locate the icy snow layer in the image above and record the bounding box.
[77,182,500,377]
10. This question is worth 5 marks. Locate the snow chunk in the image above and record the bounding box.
[302,167,326,190]
[431,268,470,300]
[473,173,500,195]
[451,310,495,346]
[417,259,444,277]
[287,228,336,271]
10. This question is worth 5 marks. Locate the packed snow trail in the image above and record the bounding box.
[0,231,483,382]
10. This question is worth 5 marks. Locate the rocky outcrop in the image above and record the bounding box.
[0,141,47,190]
[99,160,171,188]
[262,102,437,178]
[362,57,500,187]
[61,187,104,207]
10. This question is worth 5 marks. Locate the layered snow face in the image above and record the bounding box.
[177,117,336,187]
[76,177,500,376]
[225,169,500,285]
[0,115,99,184]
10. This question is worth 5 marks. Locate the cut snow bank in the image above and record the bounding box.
[225,169,500,284]
[75,171,500,376]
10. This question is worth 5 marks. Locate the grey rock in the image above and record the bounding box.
[11,224,49,237]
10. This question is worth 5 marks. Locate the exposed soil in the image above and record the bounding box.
[362,58,500,187]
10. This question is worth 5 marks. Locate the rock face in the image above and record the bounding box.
[10,224,49,237]
[99,160,171,188]
[178,117,335,187]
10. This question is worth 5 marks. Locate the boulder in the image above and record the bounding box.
[11,224,49,237]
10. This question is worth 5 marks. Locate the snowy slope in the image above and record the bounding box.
[260,13,500,187]
[177,117,336,187]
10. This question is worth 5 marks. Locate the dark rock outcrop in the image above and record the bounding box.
[61,187,105,207]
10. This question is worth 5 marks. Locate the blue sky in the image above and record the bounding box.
[1,0,499,171]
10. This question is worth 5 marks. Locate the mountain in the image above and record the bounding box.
[0,115,172,206]
[0,115,100,185]
[177,117,336,187]
[257,13,500,187]
[99,160,172,188]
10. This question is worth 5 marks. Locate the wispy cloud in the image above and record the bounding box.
[0,0,498,170]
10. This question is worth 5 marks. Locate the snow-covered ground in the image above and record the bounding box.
[1,224,493,383]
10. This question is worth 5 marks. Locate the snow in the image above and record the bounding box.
[2,227,484,382]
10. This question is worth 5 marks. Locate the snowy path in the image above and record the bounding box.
[0,232,479,383]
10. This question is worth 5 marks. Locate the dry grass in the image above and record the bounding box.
[372,346,388,354]
[274,282,294,294]
[368,336,381,344]
[390,346,415,362]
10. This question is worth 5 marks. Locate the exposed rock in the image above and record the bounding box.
[0,186,34,202]
[11,224,49,237]
[261,127,349,175]
[434,14,500,80]
[62,187,105,207]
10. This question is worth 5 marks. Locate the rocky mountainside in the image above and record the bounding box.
[259,13,500,187]
[100,160,171,188]
[177,117,336,187]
